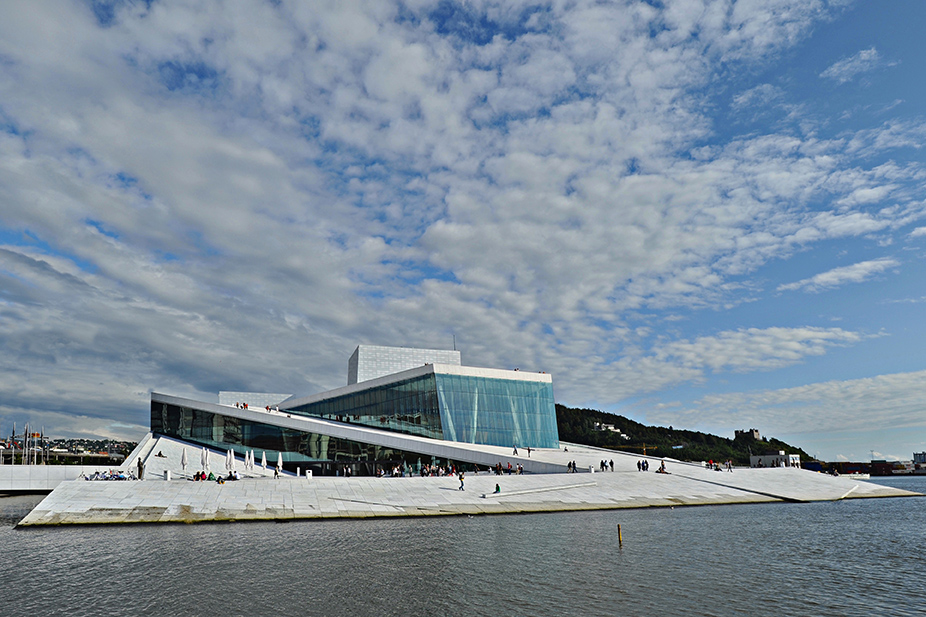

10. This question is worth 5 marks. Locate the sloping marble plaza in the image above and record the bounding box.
[18,442,918,526]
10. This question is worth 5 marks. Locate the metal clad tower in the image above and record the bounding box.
[348,345,462,384]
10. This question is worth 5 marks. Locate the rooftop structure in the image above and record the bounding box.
[347,344,462,384]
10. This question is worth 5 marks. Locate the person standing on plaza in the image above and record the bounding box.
[458,471,465,491]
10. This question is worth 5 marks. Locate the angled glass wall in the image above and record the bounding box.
[282,371,559,449]
[284,373,444,439]
[434,374,559,448]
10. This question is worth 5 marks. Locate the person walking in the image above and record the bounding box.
[459,471,465,491]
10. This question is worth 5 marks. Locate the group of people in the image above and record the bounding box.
[233,401,281,412]
[753,458,791,468]
[419,463,457,477]
[565,460,615,472]
[351,463,503,478]
[708,459,734,472]
[637,459,668,473]
[192,470,241,483]
[492,462,522,475]
[379,465,408,477]
[79,469,132,481]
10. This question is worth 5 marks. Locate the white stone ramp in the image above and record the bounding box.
[128,434,283,481]
[668,466,896,502]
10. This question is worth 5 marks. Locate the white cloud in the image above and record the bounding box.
[570,327,866,403]
[731,83,784,112]
[777,258,899,293]
[650,369,926,437]
[846,120,926,155]
[820,47,891,84]
[0,1,923,447]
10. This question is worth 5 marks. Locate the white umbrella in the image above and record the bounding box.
[230,449,237,471]
[261,451,267,470]
[181,448,188,471]
[276,451,283,472]
[201,447,209,471]
[248,450,255,471]
[225,449,232,471]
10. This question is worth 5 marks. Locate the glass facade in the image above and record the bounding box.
[282,371,559,449]
[285,374,445,440]
[434,374,559,449]
[151,401,468,477]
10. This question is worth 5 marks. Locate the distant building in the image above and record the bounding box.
[735,428,761,440]
[750,451,800,468]
[594,422,630,439]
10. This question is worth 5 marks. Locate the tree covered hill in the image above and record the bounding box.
[555,404,812,465]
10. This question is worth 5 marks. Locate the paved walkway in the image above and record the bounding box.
[18,465,920,526]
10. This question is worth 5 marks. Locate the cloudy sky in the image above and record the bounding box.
[2,0,925,462]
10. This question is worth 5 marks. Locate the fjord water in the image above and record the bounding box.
[3,476,924,617]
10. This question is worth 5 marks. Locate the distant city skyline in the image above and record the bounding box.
[1,1,925,462]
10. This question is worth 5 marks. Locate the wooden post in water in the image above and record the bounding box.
[618,524,622,546]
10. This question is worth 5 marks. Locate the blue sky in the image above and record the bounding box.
[1,0,925,462]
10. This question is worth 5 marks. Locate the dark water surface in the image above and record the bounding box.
[2,476,924,616]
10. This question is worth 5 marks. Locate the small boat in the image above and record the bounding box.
[843,472,870,480]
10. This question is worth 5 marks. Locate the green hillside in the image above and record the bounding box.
[555,404,812,465]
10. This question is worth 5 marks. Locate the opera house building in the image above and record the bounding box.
[150,345,560,476]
